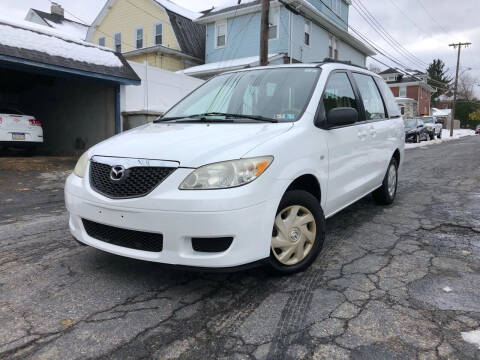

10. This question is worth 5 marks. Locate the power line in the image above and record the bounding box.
[353,0,428,69]
[417,0,455,42]
[352,0,428,69]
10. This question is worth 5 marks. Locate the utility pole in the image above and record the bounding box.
[449,42,471,137]
[259,0,270,66]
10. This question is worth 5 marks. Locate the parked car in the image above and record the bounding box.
[422,116,442,139]
[0,107,43,155]
[65,62,404,274]
[476,125,480,135]
[404,118,429,143]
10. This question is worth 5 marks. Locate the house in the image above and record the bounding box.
[379,68,435,116]
[86,0,206,72]
[395,97,417,119]
[0,19,140,155]
[25,3,90,40]
[182,0,375,79]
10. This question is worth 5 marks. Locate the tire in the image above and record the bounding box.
[269,190,325,275]
[414,134,419,143]
[373,157,398,205]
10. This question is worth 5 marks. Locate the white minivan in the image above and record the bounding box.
[65,62,404,274]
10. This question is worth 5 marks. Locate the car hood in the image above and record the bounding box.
[89,122,294,167]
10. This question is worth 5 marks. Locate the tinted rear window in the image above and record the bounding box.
[374,78,401,118]
[0,108,23,115]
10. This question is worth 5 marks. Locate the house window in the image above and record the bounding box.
[215,21,227,48]
[332,0,341,15]
[114,32,121,53]
[400,106,405,115]
[98,37,106,47]
[304,20,311,46]
[135,27,144,49]
[268,7,279,40]
[329,36,337,59]
[399,86,406,97]
[154,22,163,45]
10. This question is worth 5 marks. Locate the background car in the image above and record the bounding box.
[404,118,429,143]
[476,124,480,135]
[422,116,442,139]
[0,107,43,155]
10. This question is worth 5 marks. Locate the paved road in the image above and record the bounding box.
[1,137,479,360]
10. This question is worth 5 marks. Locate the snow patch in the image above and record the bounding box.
[0,21,123,68]
[155,0,201,19]
[44,19,89,40]
[211,0,258,12]
[181,54,280,75]
[461,329,480,349]
[405,129,476,149]
[442,286,453,293]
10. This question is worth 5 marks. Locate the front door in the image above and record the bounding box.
[322,71,371,216]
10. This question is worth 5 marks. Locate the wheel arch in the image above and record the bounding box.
[392,148,401,166]
[285,174,321,203]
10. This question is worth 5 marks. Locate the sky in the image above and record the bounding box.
[0,0,478,95]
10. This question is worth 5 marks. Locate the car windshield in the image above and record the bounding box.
[405,119,416,128]
[423,117,434,124]
[162,68,321,122]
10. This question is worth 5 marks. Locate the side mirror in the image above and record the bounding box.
[326,107,358,128]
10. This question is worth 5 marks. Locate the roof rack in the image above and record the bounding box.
[315,58,368,70]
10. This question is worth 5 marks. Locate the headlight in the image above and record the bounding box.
[73,152,89,178]
[179,156,273,190]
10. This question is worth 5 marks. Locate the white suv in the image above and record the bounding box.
[65,62,404,274]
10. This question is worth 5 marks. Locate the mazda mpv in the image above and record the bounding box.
[65,61,404,274]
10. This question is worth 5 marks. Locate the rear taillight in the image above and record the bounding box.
[29,119,41,126]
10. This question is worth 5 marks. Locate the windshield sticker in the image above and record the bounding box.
[275,114,295,120]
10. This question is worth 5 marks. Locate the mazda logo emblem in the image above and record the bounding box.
[110,165,126,181]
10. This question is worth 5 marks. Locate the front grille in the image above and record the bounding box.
[82,219,163,252]
[90,161,175,199]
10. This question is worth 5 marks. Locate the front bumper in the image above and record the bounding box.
[65,170,286,268]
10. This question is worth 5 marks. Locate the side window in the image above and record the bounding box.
[352,73,387,120]
[322,72,357,116]
[375,78,401,117]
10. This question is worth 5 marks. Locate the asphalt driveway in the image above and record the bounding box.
[0,137,479,360]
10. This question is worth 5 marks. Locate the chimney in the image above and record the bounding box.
[51,2,64,17]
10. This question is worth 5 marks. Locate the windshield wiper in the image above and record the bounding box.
[154,112,278,123]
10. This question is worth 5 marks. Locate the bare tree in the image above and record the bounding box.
[368,64,382,74]
[457,72,476,101]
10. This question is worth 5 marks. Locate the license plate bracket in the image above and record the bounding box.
[12,133,25,141]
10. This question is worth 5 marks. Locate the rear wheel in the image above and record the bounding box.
[269,190,325,274]
[373,157,398,205]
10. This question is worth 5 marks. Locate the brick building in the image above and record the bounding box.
[379,68,435,116]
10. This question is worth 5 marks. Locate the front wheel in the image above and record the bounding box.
[269,190,325,275]
[373,158,398,205]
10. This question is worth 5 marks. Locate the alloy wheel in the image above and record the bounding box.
[271,205,317,266]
